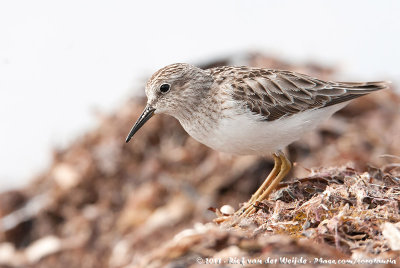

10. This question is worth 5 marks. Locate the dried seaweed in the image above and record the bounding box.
[0,54,399,268]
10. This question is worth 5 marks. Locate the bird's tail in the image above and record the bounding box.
[335,81,390,94]
[319,80,390,108]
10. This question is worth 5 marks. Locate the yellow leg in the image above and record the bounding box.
[248,154,281,204]
[239,151,291,217]
[257,152,291,201]
[215,151,291,225]
[235,154,281,215]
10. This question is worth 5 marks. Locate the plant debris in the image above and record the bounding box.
[0,53,399,267]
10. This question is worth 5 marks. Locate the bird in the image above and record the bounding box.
[125,63,388,219]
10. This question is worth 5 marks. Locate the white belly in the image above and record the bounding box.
[181,103,347,156]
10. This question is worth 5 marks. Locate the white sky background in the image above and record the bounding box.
[0,0,399,190]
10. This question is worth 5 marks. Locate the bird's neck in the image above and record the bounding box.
[172,86,230,143]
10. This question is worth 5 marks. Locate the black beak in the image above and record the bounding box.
[125,105,156,143]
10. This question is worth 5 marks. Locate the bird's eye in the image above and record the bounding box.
[159,83,171,93]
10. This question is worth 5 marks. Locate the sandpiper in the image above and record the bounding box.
[125,63,388,217]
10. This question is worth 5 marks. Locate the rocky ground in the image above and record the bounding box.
[0,54,399,268]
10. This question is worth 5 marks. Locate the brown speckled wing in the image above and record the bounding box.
[209,67,387,121]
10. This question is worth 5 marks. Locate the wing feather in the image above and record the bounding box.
[210,67,388,121]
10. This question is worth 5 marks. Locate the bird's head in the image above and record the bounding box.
[125,63,213,143]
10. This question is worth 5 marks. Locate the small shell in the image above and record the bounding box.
[220,205,235,215]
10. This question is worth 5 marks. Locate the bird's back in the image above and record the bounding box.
[207,66,388,122]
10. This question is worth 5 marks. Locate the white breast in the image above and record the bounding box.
[180,103,348,156]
